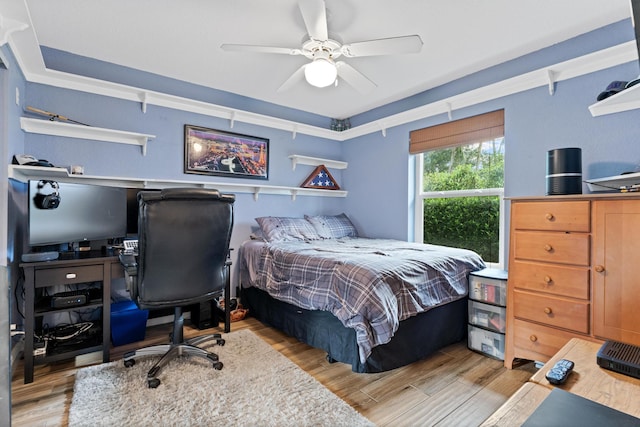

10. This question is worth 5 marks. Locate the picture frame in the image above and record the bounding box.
[184,125,269,180]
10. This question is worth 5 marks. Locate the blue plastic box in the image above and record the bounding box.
[110,300,149,346]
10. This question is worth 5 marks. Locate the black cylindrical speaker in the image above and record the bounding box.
[546,148,582,195]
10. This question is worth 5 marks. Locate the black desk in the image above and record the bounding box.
[20,251,122,383]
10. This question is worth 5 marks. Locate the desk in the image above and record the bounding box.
[21,251,121,384]
[482,338,640,426]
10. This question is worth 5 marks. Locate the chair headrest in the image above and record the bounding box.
[140,188,235,203]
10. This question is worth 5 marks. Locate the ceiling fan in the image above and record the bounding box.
[220,0,423,93]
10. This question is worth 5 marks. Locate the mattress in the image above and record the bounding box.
[239,237,485,362]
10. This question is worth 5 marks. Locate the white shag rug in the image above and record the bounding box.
[69,329,374,427]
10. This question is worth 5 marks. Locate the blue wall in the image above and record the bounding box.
[343,63,640,243]
[22,83,347,272]
[2,43,28,281]
[5,19,640,269]
[342,20,640,245]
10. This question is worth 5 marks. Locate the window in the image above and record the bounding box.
[411,110,505,267]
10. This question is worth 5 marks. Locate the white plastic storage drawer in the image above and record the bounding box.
[469,268,507,306]
[468,325,505,360]
[468,300,506,333]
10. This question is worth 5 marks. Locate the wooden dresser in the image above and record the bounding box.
[504,194,640,368]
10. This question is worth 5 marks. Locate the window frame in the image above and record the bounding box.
[413,146,506,269]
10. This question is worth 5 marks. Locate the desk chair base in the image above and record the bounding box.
[123,307,225,388]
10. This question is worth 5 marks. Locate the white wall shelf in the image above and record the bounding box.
[585,171,640,192]
[20,117,156,155]
[8,165,347,201]
[288,155,348,171]
[588,83,640,117]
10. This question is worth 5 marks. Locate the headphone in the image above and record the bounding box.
[33,180,61,209]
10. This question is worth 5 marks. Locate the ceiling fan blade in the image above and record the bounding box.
[220,44,302,56]
[298,0,328,41]
[341,35,423,57]
[336,61,376,94]
[277,64,307,92]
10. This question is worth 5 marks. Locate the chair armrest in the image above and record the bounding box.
[119,253,139,299]
[119,253,138,276]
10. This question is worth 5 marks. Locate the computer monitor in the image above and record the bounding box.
[126,188,140,237]
[125,188,160,237]
[28,180,127,248]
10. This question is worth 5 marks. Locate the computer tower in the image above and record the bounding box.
[190,300,218,330]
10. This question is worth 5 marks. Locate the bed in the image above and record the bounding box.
[238,214,486,373]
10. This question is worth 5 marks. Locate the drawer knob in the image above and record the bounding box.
[545,213,554,221]
[544,307,553,314]
[595,265,605,273]
[544,275,552,284]
[544,244,553,252]
[65,273,77,279]
[529,335,538,342]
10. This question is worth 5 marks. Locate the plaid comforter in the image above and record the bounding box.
[239,238,485,363]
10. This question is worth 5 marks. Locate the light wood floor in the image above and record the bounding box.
[11,316,536,426]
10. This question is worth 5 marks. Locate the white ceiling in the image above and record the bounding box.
[24,0,632,119]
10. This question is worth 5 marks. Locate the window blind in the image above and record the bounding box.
[409,109,504,154]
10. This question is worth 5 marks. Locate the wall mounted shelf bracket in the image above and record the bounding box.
[547,69,556,95]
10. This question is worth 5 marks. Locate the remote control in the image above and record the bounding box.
[545,358,574,385]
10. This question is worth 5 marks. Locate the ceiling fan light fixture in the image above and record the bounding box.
[304,55,337,88]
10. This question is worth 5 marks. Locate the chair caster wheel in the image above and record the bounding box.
[124,359,135,368]
[218,338,225,346]
[326,354,336,364]
[147,378,161,388]
[213,361,223,370]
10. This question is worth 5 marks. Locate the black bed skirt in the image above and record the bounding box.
[241,286,468,373]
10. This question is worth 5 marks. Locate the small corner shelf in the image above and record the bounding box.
[288,155,347,171]
[588,83,640,117]
[585,171,640,192]
[20,117,156,155]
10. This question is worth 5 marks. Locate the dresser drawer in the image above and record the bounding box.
[512,318,579,361]
[35,264,103,287]
[509,260,589,300]
[512,201,590,232]
[513,231,589,266]
[513,290,589,334]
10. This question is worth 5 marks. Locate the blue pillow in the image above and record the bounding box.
[305,213,358,239]
[255,216,322,242]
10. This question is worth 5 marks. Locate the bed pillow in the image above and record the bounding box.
[249,227,266,241]
[304,213,358,239]
[255,216,322,242]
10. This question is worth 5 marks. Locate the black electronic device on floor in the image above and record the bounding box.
[190,300,218,330]
[597,340,640,380]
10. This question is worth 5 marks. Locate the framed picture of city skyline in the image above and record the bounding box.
[184,125,269,180]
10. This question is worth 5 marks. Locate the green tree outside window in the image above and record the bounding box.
[422,139,504,262]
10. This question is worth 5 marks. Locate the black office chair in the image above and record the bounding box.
[119,188,235,388]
